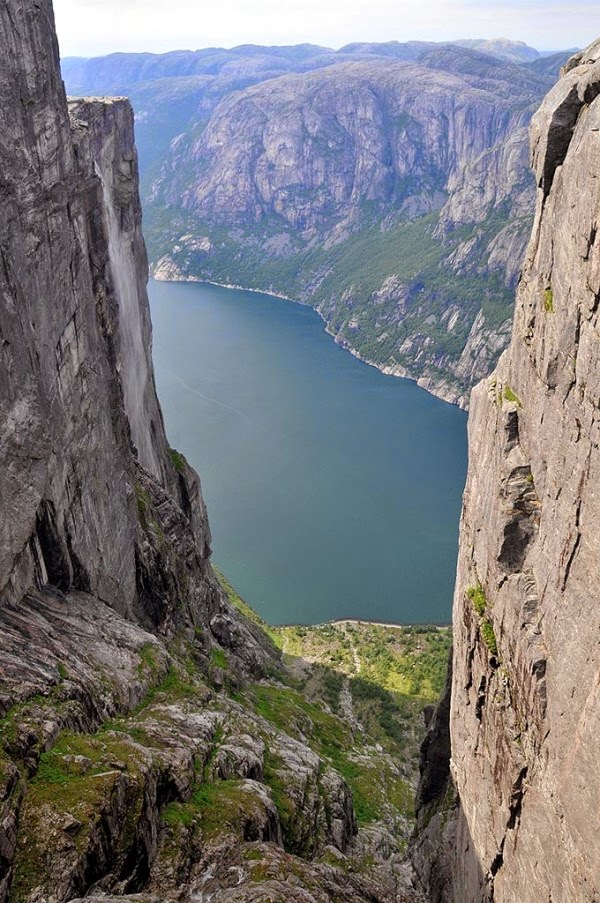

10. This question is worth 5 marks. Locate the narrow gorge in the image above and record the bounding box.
[1,1,599,902]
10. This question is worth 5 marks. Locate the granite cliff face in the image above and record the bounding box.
[0,4,179,613]
[146,50,551,407]
[62,45,570,407]
[151,58,530,230]
[0,3,433,901]
[413,40,600,902]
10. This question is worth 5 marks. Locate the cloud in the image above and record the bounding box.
[53,0,600,57]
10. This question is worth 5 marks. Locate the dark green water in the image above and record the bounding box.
[149,280,467,625]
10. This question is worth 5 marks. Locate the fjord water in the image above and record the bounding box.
[149,280,467,625]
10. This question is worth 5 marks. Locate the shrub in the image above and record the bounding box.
[467,584,486,617]
[210,647,227,669]
[480,620,498,657]
[168,447,187,473]
[467,585,498,659]
[134,483,151,526]
[502,386,522,406]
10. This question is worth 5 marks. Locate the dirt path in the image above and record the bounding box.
[339,623,361,675]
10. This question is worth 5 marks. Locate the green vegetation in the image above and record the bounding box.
[252,683,394,829]
[136,641,160,677]
[544,286,554,313]
[134,482,151,526]
[328,754,379,825]
[134,482,166,544]
[215,568,282,648]
[467,584,487,617]
[480,620,498,656]
[320,669,344,712]
[503,385,522,406]
[168,447,187,473]
[275,621,451,699]
[10,730,145,902]
[252,684,348,750]
[141,665,197,704]
[243,615,451,830]
[34,731,141,787]
[267,619,451,829]
[144,203,518,397]
[0,690,70,755]
[5,570,453,892]
[263,749,300,843]
[0,751,12,785]
[210,646,228,669]
[466,583,498,660]
[162,779,258,837]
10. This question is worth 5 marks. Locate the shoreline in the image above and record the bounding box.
[274,617,452,630]
[204,279,296,304]
[152,273,466,410]
[214,567,452,634]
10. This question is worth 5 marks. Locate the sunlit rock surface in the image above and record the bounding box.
[413,40,600,903]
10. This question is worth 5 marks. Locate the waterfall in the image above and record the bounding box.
[95,162,159,476]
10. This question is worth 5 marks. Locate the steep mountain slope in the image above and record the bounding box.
[62,44,570,407]
[0,2,446,901]
[145,50,552,406]
[60,41,446,175]
[63,40,542,94]
[4,3,599,899]
[413,39,600,902]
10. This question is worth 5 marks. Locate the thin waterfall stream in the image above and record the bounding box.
[95,161,159,475]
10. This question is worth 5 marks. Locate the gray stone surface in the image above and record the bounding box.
[0,0,226,644]
[0,0,217,619]
[413,40,600,902]
[0,3,422,902]
[61,46,573,408]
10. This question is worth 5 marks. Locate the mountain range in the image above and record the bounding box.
[62,40,573,406]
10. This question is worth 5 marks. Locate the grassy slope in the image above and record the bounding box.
[217,570,451,834]
[2,571,451,900]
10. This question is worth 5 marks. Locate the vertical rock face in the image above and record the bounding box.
[415,40,600,902]
[145,55,548,408]
[0,0,209,617]
[0,0,258,704]
[0,4,281,897]
[70,97,166,480]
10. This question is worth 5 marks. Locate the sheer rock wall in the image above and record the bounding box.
[413,40,600,903]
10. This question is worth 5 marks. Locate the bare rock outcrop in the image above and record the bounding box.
[61,43,574,407]
[413,40,600,902]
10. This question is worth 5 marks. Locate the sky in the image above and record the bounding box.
[53,0,600,58]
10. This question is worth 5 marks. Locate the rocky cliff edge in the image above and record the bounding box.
[413,39,600,903]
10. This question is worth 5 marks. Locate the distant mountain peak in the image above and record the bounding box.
[453,37,541,62]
